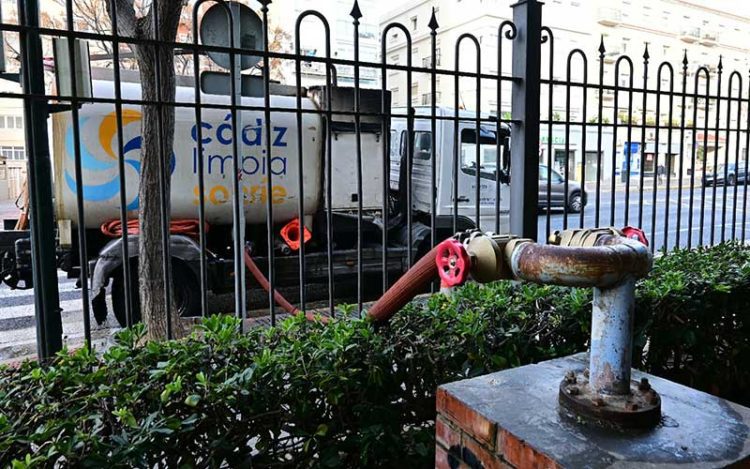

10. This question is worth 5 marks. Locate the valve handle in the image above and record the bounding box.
[621,226,649,246]
[436,239,471,287]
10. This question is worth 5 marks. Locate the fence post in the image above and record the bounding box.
[18,0,63,358]
[509,0,543,240]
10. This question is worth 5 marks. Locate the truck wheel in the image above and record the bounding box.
[728,174,736,186]
[112,262,201,328]
[568,192,583,213]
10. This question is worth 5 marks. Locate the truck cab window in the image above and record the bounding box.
[414,131,432,160]
[389,129,399,158]
[460,127,497,173]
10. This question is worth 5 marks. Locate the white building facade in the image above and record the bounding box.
[270,0,381,88]
[380,0,750,186]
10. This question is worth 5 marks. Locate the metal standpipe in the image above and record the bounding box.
[439,228,657,429]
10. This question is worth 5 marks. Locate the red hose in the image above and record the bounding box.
[101,219,208,238]
[243,247,325,323]
[367,243,443,322]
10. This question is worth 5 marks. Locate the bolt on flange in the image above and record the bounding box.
[559,370,661,430]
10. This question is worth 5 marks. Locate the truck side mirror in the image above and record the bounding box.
[500,136,511,183]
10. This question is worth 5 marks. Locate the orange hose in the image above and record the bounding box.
[366,243,442,322]
[243,247,325,323]
[100,219,208,238]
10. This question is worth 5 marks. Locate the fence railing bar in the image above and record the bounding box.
[725,72,742,242]
[430,10,439,292]
[540,76,750,104]
[191,0,222,320]
[351,3,364,314]
[0,90,527,125]
[541,27,553,240]
[499,21,517,235]
[637,46,650,230]
[294,12,324,312]
[379,23,394,296]
[697,67,711,247]
[111,0,135,327]
[595,36,605,230]
[743,74,750,243]
[710,61,724,245]
[63,0,92,348]
[675,52,688,250]
[260,2,277,324]
[657,62,675,253]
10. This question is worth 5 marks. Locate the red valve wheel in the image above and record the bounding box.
[436,239,471,287]
[621,226,649,246]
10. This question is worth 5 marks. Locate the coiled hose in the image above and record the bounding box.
[101,219,208,238]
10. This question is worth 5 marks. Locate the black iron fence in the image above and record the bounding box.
[0,0,748,359]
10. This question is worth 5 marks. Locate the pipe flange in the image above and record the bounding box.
[558,370,661,429]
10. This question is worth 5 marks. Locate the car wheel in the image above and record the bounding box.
[568,192,583,213]
[728,174,736,186]
[112,261,201,328]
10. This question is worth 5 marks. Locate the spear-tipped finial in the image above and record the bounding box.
[682,50,688,67]
[350,0,362,20]
[428,6,439,31]
[718,55,723,71]
[598,35,606,55]
[258,0,271,7]
[643,42,650,61]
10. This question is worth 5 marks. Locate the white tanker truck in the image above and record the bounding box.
[1,77,512,326]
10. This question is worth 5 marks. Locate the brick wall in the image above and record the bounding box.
[435,387,559,469]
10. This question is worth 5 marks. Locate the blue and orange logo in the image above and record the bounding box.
[64,109,143,210]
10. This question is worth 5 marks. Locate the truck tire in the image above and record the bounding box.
[728,174,736,186]
[112,261,201,328]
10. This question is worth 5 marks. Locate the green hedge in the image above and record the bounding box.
[1,243,749,467]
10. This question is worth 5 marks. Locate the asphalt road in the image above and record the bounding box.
[539,184,750,250]
[3,182,749,360]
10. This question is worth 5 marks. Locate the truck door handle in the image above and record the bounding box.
[455,195,470,202]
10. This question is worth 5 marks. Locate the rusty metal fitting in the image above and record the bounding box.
[559,370,661,429]
[466,234,517,283]
[550,227,622,248]
[506,235,651,289]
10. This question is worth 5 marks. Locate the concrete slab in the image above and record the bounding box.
[439,353,750,468]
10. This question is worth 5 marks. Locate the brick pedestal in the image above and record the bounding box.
[436,353,750,469]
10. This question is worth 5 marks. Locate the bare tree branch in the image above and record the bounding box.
[105,0,139,38]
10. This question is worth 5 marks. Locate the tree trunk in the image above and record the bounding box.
[136,42,176,340]
[109,0,185,340]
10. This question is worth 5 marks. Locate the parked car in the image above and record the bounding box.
[703,163,748,187]
[538,165,587,213]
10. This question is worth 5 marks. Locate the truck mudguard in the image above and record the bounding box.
[90,235,203,324]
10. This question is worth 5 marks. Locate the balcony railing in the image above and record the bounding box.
[597,7,623,27]
[680,27,700,43]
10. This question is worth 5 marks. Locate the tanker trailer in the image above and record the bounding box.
[0,78,470,326]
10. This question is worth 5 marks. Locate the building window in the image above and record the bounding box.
[411,83,419,105]
[421,92,442,105]
[0,146,25,160]
[0,117,5,129]
[410,16,417,31]
[15,117,22,129]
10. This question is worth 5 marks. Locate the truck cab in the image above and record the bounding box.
[390,107,511,233]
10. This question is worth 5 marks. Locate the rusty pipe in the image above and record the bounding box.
[506,234,651,395]
[506,235,650,289]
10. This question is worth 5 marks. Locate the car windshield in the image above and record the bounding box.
[540,165,564,183]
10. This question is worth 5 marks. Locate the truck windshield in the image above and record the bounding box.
[460,127,497,171]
